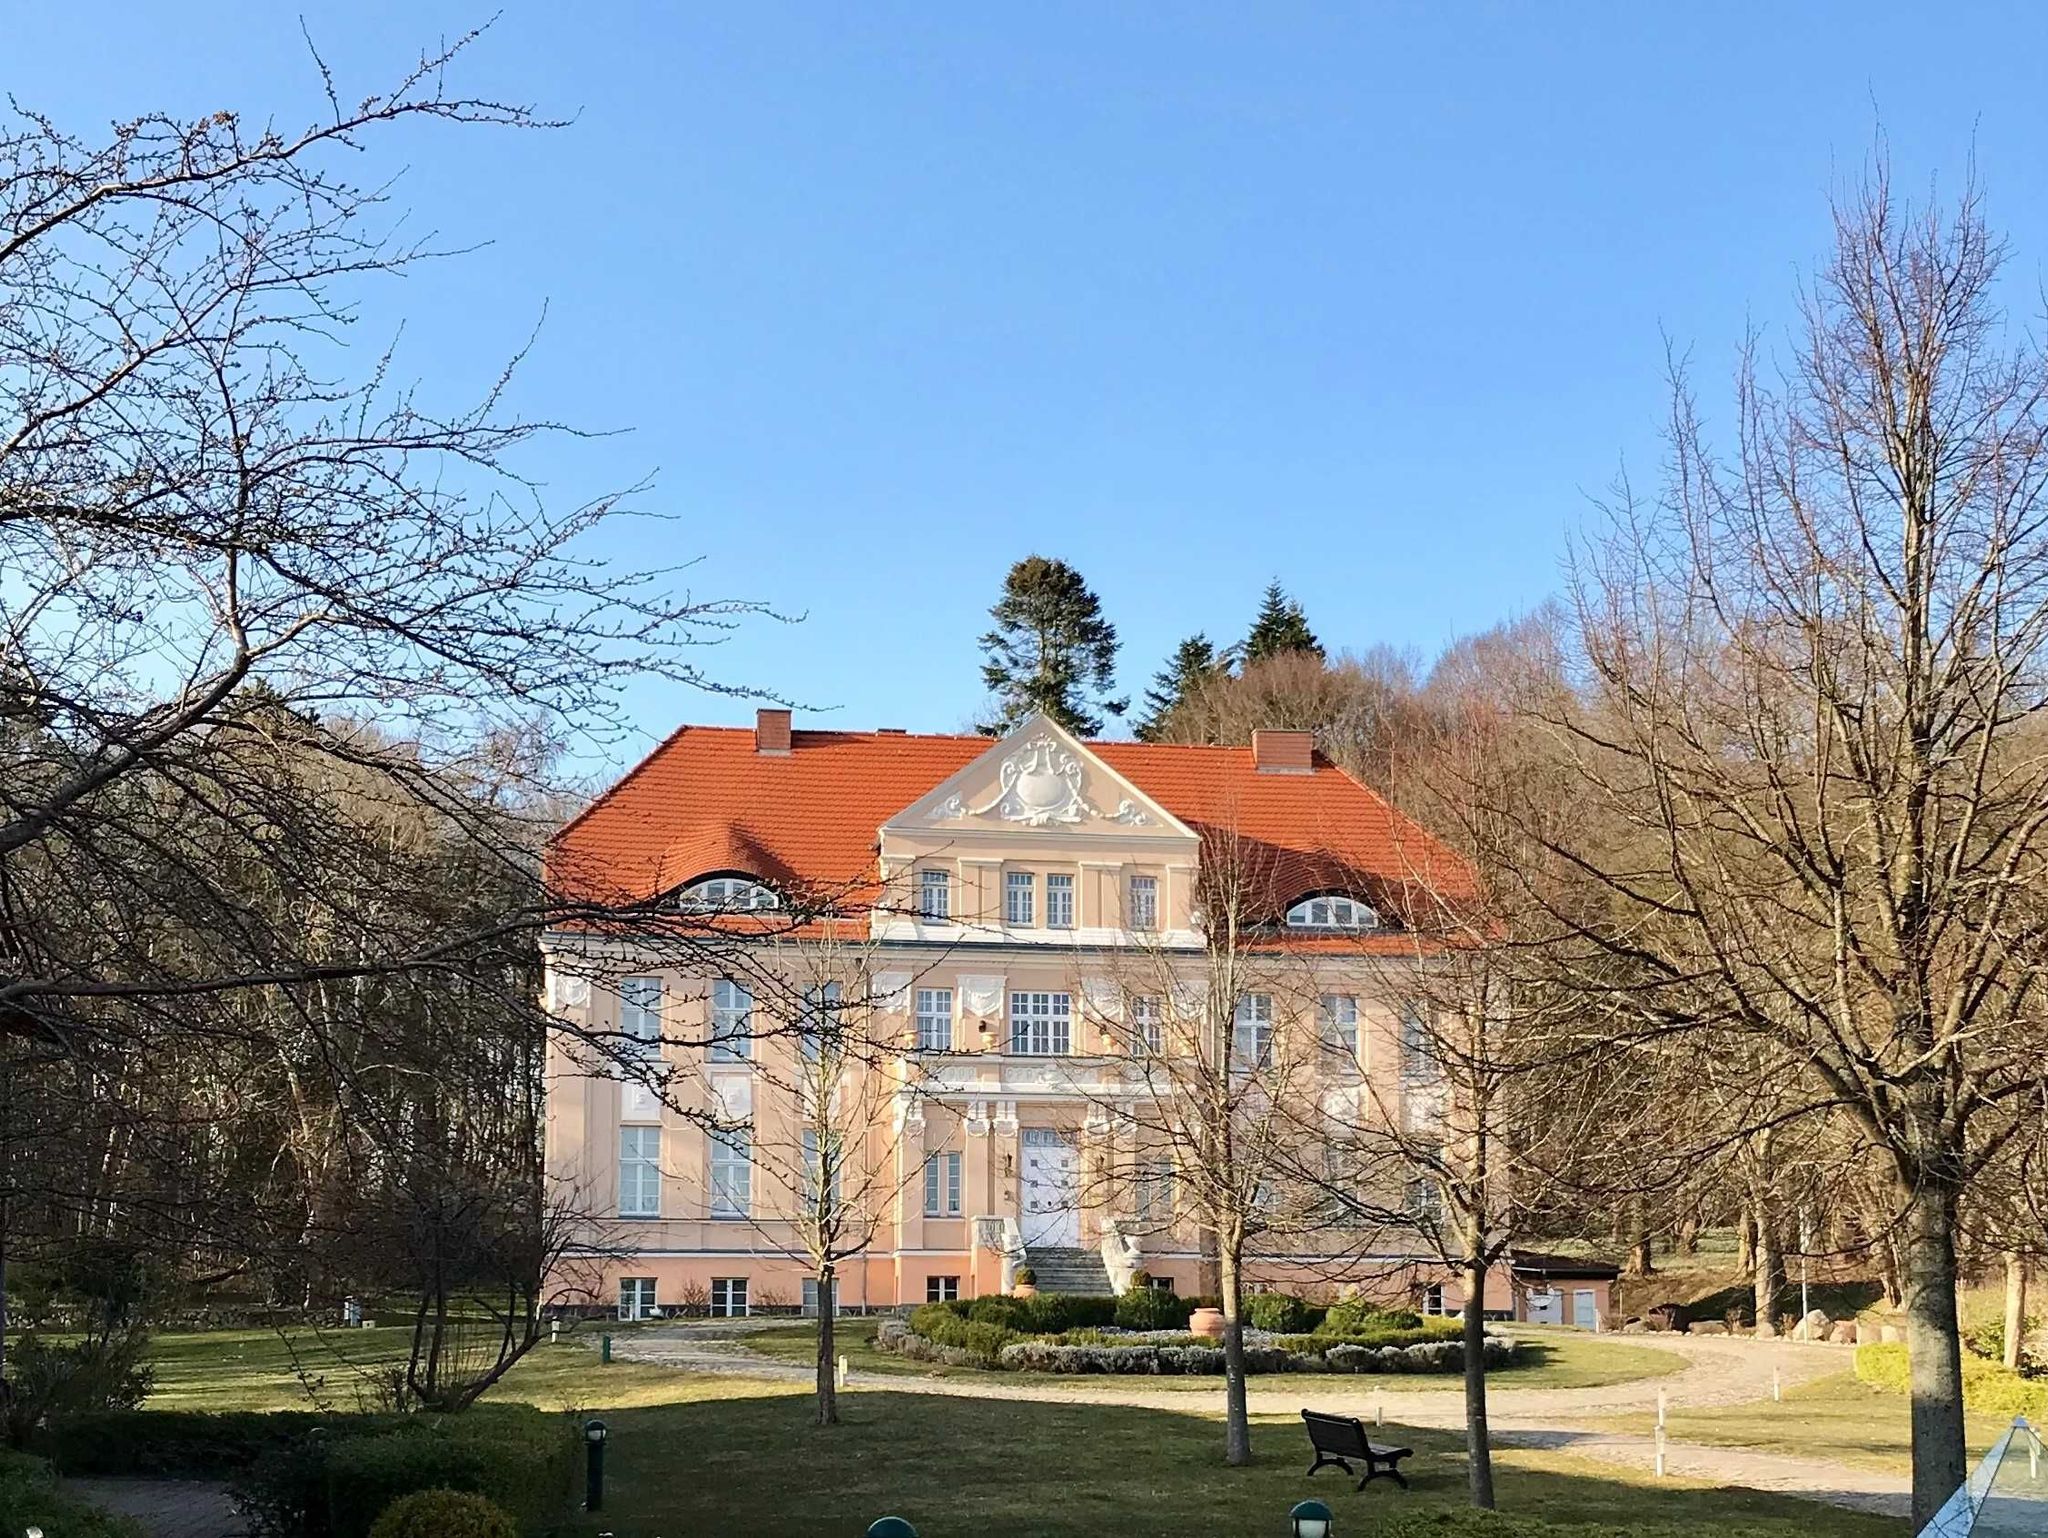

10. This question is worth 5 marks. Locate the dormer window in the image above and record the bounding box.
[680,876,780,913]
[1285,894,1380,931]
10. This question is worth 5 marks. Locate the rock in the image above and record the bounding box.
[1856,1319,1880,1345]
[1828,1320,1859,1345]
[1880,1324,1904,1344]
[1791,1308,1831,1341]
[1645,1303,1686,1333]
[1691,1320,1729,1336]
[1621,1320,1651,1334]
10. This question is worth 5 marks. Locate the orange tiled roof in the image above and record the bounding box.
[547,726,1473,921]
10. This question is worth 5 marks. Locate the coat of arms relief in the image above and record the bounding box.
[926,732,1150,827]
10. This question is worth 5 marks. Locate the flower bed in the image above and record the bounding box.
[878,1296,1521,1376]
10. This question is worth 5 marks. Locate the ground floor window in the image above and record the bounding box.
[1144,1274,1177,1294]
[1420,1282,1448,1315]
[926,1275,960,1302]
[618,1277,657,1321]
[710,1277,750,1317]
[802,1277,845,1317]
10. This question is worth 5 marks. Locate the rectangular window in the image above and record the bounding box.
[710,1128,751,1218]
[1420,1282,1448,1316]
[1127,874,1158,932]
[926,1275,960,1303]
[923,1151,962,1215]
[1232,994,1273,1070]
[918,868,951,920]
[1145,1274,1177,1294]
[1400,1004,1439,1083]
[802,1129,841,1210]
[620,976,662,1053]
[798,981,839,1061]
[1406,1176,1444,1222]
[617,1276,657,1320]
[618,1126,660,1218]
[1130,995,1163,1054]
[711,979,752,1061]
[709,1277,749,1317]
[1319,995,1359,1057]
[1045,873,1075,929]
[1004,871,1035,926]
[1008,991,1072,1055]
[914,988,954,1051]
[1137,1159,1174,1223]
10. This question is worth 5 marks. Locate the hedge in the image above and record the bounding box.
[42,1409,397,1477]
[1245,1291,1326,1334]
[0,1450,143,1538]
[1855,1343,2048,1419]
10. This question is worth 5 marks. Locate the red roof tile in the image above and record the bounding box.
[547,726,1472,919]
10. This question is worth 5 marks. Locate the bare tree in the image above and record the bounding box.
[1526,165,2048,1525]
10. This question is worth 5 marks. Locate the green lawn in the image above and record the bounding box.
[742,1319,1685,1392]
[110,1328,1907,1537]
[1595,1370,2020,1477]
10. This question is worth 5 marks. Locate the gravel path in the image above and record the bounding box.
[65,1477,247,1538]
[609,1323,1910,1518]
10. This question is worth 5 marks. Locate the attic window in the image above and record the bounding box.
[1285,894,1379,931]
[680,876,780,913]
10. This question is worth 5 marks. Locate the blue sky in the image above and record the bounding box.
[18,4,2048,769]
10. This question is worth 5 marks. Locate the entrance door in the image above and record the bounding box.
[1019,1129,1080,1246]
[1571,1289,1597,1329]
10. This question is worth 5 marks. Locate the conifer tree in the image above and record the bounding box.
[1135,633,1225,741]
[1242,581,1323,663]
[977,556,1126,735]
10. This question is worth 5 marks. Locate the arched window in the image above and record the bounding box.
[679,876,780,912]
[1284,894,1380,931]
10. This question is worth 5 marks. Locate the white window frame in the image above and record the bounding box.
[798,980,839,1061]
[618,1126,661,1218]
[924,1150,962,1216]
[926,1275,961,1302]
[1285,894,1379,931]
[1318,994,1359,1057]
[1045,872,1075,929]
[619,976,662,1054]
[914,988,954,1052]
[710,1128,752,1218]
[918,868,952,920]
[1129,994,1163,1054]
[680,876,780,912]
[1137,1158,1174,1223]
[1004,871,1036,927]
[618,1276,657,1320]
[711,979,753,1061]
[1400,1004,1440,1083]
[1232,993,1273,1069]
[1127,873,1158,932]
[1008,991,1072,1055]
[709,1277,750,1317]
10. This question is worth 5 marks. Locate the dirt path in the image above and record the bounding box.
[609,1324,1908,1518]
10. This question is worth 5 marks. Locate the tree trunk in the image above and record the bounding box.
[814,1267,838,1426]
[1463,1251,1496,1509]
[1218,1243,1251,1466]
[1902,1177,1968,1530]
[1675,1210,1700,1257]
[1736,1210,1757,1277]
[1750,1189,1778,1337]
[2002,1251,2027,1373]
[1621,1198,1654,1278]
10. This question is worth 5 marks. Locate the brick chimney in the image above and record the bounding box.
[1251,729,1314,774]
[755,708,792,755]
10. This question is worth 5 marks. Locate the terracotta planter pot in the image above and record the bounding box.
[1012,1283,1038,1298]
[1189,1307,1226,1340]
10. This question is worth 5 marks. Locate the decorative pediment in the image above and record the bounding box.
[885,713,1191,841]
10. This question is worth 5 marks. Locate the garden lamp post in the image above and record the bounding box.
[584,1417,608,1512]
[867,1519,919,1538]
[1290,1499,1334,1538]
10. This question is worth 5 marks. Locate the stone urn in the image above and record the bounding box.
[1189,1307,1226,1340]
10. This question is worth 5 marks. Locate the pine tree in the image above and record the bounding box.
[978,556,1127,735]
[1135,633,1225,741]
[1242,580,1323,664]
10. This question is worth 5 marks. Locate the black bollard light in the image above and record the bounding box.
[584,1417,609,1512]
[866,1520,917,1538]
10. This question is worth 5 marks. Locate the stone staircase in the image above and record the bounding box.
[1022,1244,1115,1296]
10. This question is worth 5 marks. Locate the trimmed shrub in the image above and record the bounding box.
[1322,1298,1423,1334]
[1012,1266,1037,1286]
[368,1489,518,1538]
[1856,1343,2047,1419]
[1245,1291,1323,1334]
[0,1449,143,1538]
[43,1409,391,1477]
[1115,1287,1194,1332]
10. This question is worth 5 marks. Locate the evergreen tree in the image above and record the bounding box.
[1136,633,1225,741]
[978,556,1127,735]
[1242,581,1324,664]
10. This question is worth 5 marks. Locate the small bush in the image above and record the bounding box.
[1856,1343,2046,1419]
[1013,1266,1037,1286]
[0,1450,143,1538]
[1244,1291,1323,1334]
[367,1488,518,1538]
[1115,1288,1194,1331]
[1322,1298,1422,1334]
[2,1332,153,1446]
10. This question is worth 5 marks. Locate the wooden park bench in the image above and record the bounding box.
[1300,1409,1414,1491]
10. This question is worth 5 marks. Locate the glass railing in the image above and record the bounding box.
[1916,1418,2045,1538]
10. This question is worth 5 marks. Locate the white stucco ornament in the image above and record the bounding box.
[927,733,1120,827]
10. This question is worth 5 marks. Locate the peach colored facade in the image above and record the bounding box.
[541,713,1613,1327]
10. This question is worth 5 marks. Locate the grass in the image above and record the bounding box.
[114,1327,1909,1537]
[1594,1369,2022,1477]
[741,1319,1687,1392]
